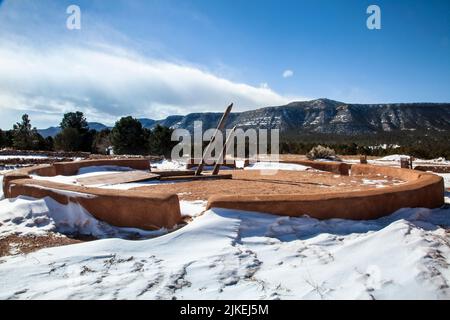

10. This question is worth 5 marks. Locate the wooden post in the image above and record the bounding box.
[212,126,237,175]
[409,156,414,169]
[360,155,368,164]
[400,157,410,169]
[195,103,233,176]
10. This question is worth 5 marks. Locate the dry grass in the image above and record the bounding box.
[0,234,83,258]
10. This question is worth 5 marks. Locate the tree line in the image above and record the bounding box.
[0,112,176,157]
[1,112,449,160]
[279,139,450,160]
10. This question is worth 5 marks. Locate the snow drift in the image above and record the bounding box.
[0,195,449,299]
[0,167,449,299]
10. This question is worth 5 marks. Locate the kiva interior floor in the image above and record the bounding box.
[132,169,405,201]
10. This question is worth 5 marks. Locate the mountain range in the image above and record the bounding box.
[38,99,450,140]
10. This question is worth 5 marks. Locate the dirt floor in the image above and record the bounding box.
[134,169,405,201]
[0,234,83,258]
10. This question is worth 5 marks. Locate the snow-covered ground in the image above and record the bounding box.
[376,155,449,164]
[0,195,206,240]
[0,196,168,240]
[0,162,449,299]
[180,200,207,217]
[1,164,208,241]
[30,165,170,190]
[0,175,4,200]
[361,175,406,188]
[0,200,449,299]
[0,155,50,160]
[151,160,187,171]
[345,154,450,167]
[30,165,135,186]
[437,173,450,188]
[245,162,311,171]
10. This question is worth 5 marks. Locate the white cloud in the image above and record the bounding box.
[0,42,306,128]
[282,69,294,78]
[0,1,309,128]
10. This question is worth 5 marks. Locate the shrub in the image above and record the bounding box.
[307,145,338,160]
[92,129,111,154]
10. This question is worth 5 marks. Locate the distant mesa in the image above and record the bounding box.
[37,99,450,138]
[38,122,110,138]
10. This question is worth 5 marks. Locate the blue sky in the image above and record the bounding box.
[0,0,449,129]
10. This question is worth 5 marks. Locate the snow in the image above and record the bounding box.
[235,160,245,168]
[1,167,449,299]
[31,165,135,186]
[345,155,450,167]
[362,178,405,188]
[77,165,133,175]
[436,173,450,188]
[95,181,167,190]
[375,155,450,165]
[0,155,50,160]
[377,154,413,162]
[151,160,186,171]
[0,196,169,240]
[0,196,171,240]
[314,158,337,162]
[0,201,450,299]
[180,200,207,217]
[245,161,311,171]
[30,165,154,189]
[0,175,3,200]
[368,144,400,150]
[362,179,389,188]
[31,174,168,191]
[30,163,204,190]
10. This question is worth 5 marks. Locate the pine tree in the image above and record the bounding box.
[110,117,149,155]
[12,114,40,150]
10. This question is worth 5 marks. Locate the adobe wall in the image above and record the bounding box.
[51,158,151,176]
[207,164,444,220]
[185,158,348,174]
[279,159,351,175]
[3,159,181,230]
[186,158,237,169]
[2,159,445,229]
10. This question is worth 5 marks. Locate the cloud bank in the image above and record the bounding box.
[0,42,301,128]
[0,0,308,128]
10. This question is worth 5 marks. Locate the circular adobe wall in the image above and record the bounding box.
[206,163,445,220]
[2,159,181,230]
[2,159,445,230]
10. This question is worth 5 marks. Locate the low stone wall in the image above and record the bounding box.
[3,159,181,230]
[207,164,444,220]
